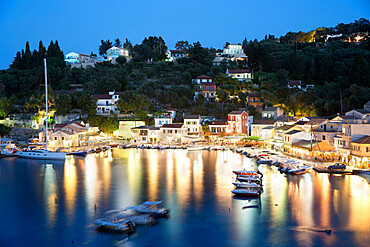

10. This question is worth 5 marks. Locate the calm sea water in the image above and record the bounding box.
[0,149,369,247]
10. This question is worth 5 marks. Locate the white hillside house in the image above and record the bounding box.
[92,91,124,114]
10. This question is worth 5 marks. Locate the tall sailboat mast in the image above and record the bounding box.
[44,58,48,151]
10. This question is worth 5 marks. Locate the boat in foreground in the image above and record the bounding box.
[232,181,262,189]
[232,188,261,197]
[233,169,260,176]
[131,201,170,217]
[17,147,66,160]
[289,166,312,175]
[94,218,135,232]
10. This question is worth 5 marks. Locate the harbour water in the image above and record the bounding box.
[0,149,369,247]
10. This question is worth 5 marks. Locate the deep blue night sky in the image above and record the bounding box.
[0,0,369,69]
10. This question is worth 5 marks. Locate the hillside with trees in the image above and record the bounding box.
[0,18,368,124]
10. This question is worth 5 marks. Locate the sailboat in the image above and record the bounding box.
[16,59,66,161]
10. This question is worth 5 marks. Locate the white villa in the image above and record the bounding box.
[226,69,253,81]
[106,46,130,62]
[223,44,245,56]
[92,91,124,114]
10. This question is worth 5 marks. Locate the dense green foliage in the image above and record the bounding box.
[0,19,369,121]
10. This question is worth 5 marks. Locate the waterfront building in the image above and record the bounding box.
[47,122,92,148]
[113,120,145,139]
[183,115,202,141]
[131,126,159,144]
[226,69,253,81]
[92,91,124,115]
[250,118,277,137]
[350,135,370,168]
[158,123,185,144]
[227,111,248,134]
[208,121,229,136]
[154,116,173,127]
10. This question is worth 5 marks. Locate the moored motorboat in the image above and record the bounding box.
[236,175,263,184]
[94,218,135,232]
[104,209,156,225]
[67,150,88,157]
[233,169,259,176]
[231,188,261,197]
[289,166,312,175]
[232,181,262,189]
[187,145,205,151]
[131,201,170,217]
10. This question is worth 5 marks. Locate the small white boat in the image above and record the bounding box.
[104,209,156,225]
[187,145,205,151]
[17,147,66,161]
[131,201,170,217]
[232,181,261,189]
[94,218,135,232]
[0,138,16,155]
[236,175,263,184]
[232,188,261,197]
[289,166,312,175]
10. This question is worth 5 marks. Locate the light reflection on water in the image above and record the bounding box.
[0,149,369,247]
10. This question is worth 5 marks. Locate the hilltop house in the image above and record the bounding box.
[247,93,264,111]
[288,80,302,89]
[92,91,124,114]
[194,75,213,84]
[223,44,245,56]
[199,81,216,99]
[166,49,186,62]
[65,52,98,68]
[106,46,130,63]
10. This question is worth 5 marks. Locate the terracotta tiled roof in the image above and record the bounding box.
[288,80,302,85]
[54,124,67,130]
[92,95,112,99]
[229,111,246,115]
[196,75,213,79]
[251,119,277,125]
[170,49,185,53]
[161,123,183,128]
[227,69,251,74]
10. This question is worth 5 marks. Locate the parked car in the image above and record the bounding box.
[327,163,346,171]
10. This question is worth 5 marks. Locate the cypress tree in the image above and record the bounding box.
[38,41,46,66]
[24,41,31,69]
